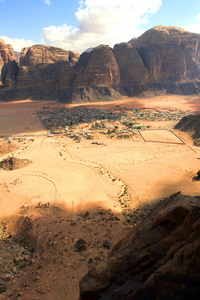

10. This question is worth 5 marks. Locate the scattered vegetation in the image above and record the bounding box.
[0,222,11,240]
[70,134,81,141]
[119,187,128,198]
[117,134,130,139]
[122,121,137,128]
[19,262,26,269]
[0,286,7,294]
[85,134,93,140]
[91,121,105,129]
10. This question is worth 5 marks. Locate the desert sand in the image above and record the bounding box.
[0,94,200,299]
[1,95,199,217]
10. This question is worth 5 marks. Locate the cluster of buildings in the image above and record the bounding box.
[37,106,126,135]
[36,106,197,140]
[132,108,195,121]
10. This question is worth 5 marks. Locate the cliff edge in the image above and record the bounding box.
[79,192,200,299]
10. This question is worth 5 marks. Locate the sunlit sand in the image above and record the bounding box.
[0,94,200,220]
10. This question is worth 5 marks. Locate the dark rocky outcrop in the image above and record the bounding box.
[175,114,200,141]
[62,86,123,103]
[1,25,200,102]
[0,157,32,170]
[79,193,200,299]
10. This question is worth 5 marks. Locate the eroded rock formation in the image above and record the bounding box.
[79,193,200,299]
[131,25,200,82]
[0,39,19,88]
[13,45,80,100]
[175,114,200,146]
[20,44,80,67]
[74,45,120,86]
[1,25,200,101]
[113,43,149,84]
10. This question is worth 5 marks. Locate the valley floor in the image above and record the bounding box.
[0,94,200,299]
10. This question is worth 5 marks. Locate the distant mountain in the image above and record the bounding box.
[14,51,20,60]
[84,47,94,53]
[1,25,200,102]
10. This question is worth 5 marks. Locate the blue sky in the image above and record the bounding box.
[0,0,200,53]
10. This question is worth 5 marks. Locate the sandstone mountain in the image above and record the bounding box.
[14,45,80,100]
[0,39,19,89]
[74,45,120,87]
[79,192,200,299]
[1,25,200,102]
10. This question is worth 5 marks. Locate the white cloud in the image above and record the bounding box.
[0,36,35,52]
[184,23,200,34]
[42,0,162,53]
[196,13,200,23]
[183,13,200,34]
[44,0,51,5]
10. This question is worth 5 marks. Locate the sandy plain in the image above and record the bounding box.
[1,95,200,215]
[0,95,200,216]
[0,94,200,299]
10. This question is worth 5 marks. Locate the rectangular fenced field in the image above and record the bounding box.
[139,129,184,144]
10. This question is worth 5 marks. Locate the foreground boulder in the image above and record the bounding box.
[79,193,200,299]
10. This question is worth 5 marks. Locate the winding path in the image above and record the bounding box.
[49,137,132,214]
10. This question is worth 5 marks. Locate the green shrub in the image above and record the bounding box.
[0,286,7,293]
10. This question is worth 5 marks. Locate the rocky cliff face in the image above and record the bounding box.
[114,26,200,97]
[20,45,80,67]
[0,39,19,88]
[79,193,200,299]
[113,43,149,84]
[1,25,200,102]
[13,45,80,100]
[128,25,200,83]
[74,45,120,86]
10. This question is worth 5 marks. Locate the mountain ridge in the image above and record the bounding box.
[1,25,200,102]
